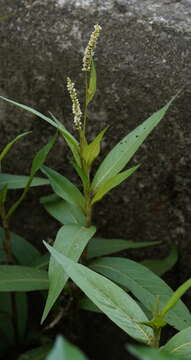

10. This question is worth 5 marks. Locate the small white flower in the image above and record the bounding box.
[82,24,102,72]
[67,77,82,130]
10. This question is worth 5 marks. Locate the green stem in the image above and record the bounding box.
[150,328,161,348]
[5,176,33,220]
[83,72,88,135]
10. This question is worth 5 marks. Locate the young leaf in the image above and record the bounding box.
[0,131,31,162]
[90,257,191,331]
[87,59,96,105]
[87,237,160,259]
[91,165,139,204]
[142,244,178,276]
[41,166,85,211]
[49,112,81,167]
[41,194,86,225]
[82,127,108,168]
[0,265,48,291]
[162,326,191,359]
[0,174,49,189]
[46,336,87,360]
[44,243,154,344]
[41,224,96,323]
[128,345,184,360]
[160,279,191,319]
[30,134,57,176]
[0,227,40,265]
[92,96,176,191]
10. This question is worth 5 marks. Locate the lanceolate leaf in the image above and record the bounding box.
[30,134,57,176]
[162,327,191,359]
[49,112,81,167]
[91,165,139,204]
[82,127,108,168]
[41,166,85,211]
[0,174,49,189]
[0,266,48,291]
[128,345,184,360]
[0,131,31,161]
[0,96,80,164]
[90,257,191,331]
[45,243,153,344]
[87,237,160,259]
[0,227,40,265]
[142,244,178,276]
[41,224,96,323]
[41,194,86,225]
[92,97,175,191]
[47,336,87,360]
[87,59,96,105]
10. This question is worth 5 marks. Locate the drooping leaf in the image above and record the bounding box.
[41,224,96,323]
[41,166,85,211]
[162,327,191,359]
[0,131,31,162]
[142,244,178,276]
[0,265,48,291]
[82,127,108,168]
[92,97,176,191]
[91,165,139,204]
[87,59,96,105]
[40,194,86,225]
[0,227,40,265]
[30,134,57,176]
[90,257,191,331]
[46,336,87,360]
[45,243,154,344]
[18,345,51,360]
[87,237,160,259]
[128,345,184,360]
[0,174,49,189]
[49,112,81,167]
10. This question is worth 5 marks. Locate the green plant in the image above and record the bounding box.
[0,24,186,359]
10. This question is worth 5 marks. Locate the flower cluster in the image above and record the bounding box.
[67,77,82,130]
[82,24,102,72]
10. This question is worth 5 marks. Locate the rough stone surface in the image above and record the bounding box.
[0,0,191,355]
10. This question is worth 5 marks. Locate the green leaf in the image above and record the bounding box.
[41,166,85,211]
[162,327,191,359]
[92,97,175,191]
[0,227,40,265]
[41,224,96,323]
[45,243,154,344]
[91,165,139,204]
[40,194,86,225]
[30,134,57,176]
[90,257,191,331]
[18,345,51,360]
[31,253,50,270]
[82,127,108,169]
[49,112,81,167]
[0,96,64,131]
[142,245,178,276]
[0,184,8,204]
[87,59,96,105]
[79,296,102,313]
[128,345,184,360]
[0,293,27,343]
[0,265,48,291]
[0,174,49,189]
[87,237,160,259]
[160,279,191,319]
[46,336,87,360]
[0,131,31,162]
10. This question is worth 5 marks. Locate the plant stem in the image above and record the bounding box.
[150,328,161,348]
[5,176,33,220]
